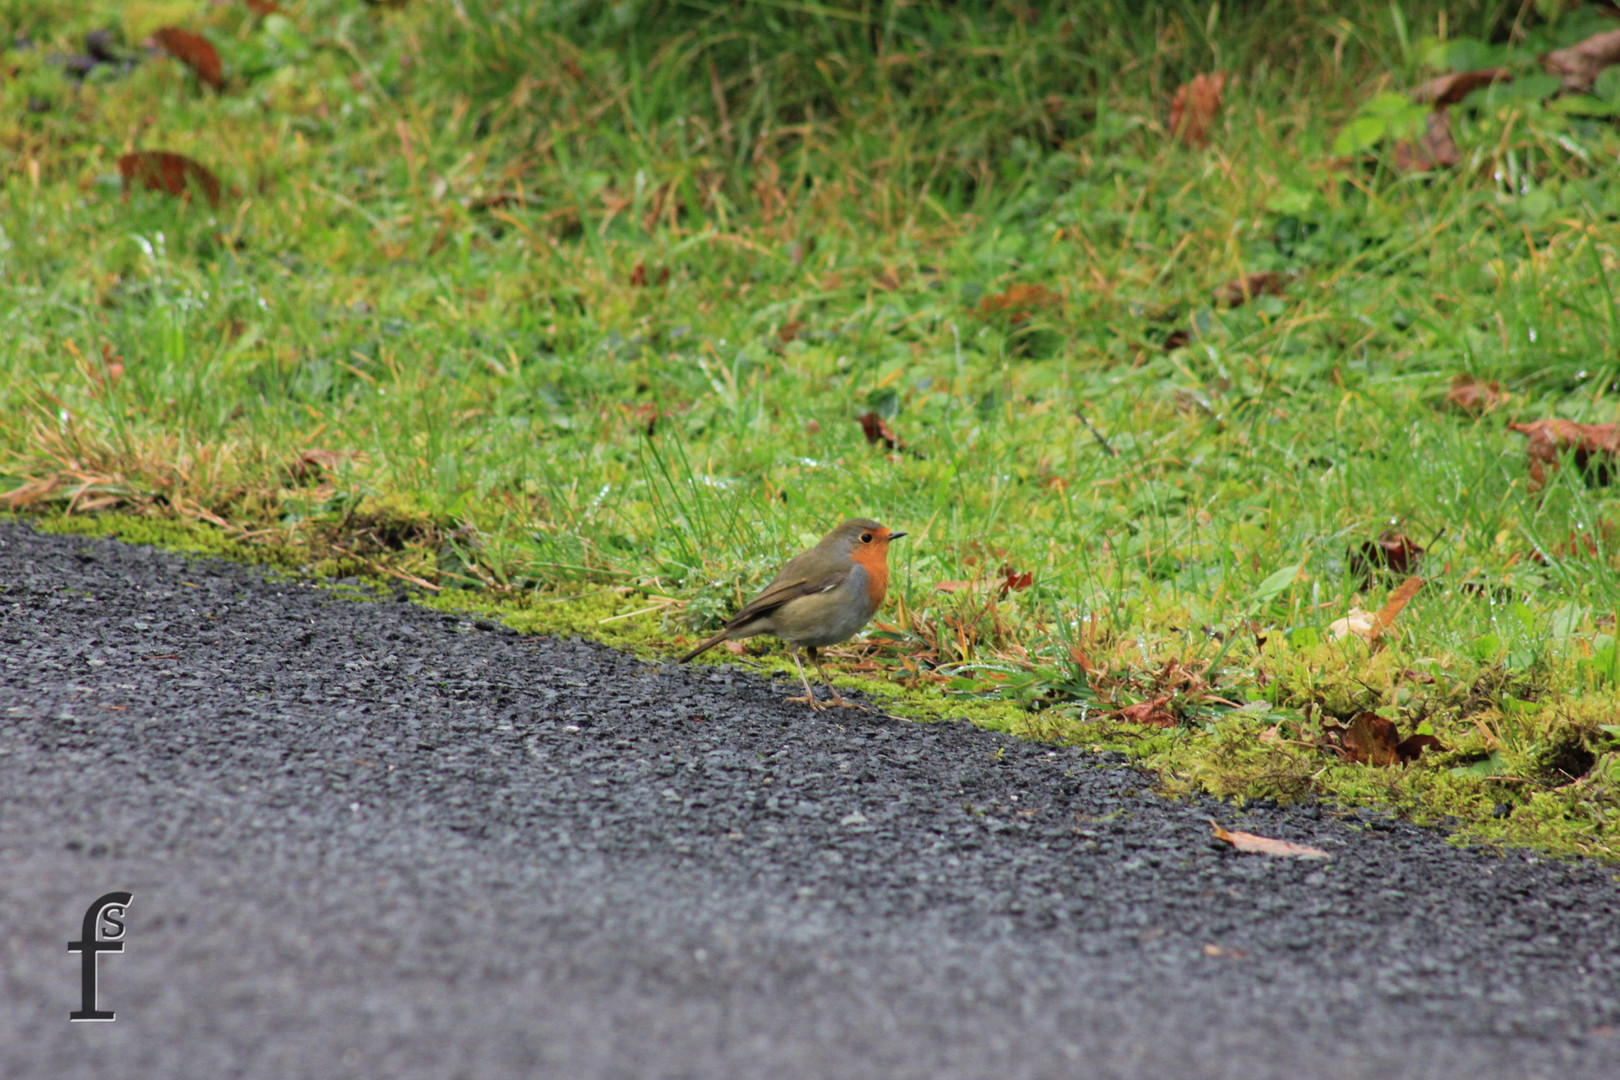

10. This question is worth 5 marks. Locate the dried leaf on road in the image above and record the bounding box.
[1169,72,1229,147]
[1210,820,1330,859]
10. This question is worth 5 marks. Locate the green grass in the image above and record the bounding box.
[7,0,1620,856]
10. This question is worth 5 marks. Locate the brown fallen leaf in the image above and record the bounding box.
[1410,68,1511,106]
[1542,27,1620,92]
[1114,695,1176,728]
[777,319,805,344]
[979,282,1062,324]
[1446,373,1505,415]
[935,580,974,593]
[1396,733,1445,763]
[1342,711,1400,766]
[1169,72,1229,148]
[1390,109,1461,172]
[1509,418,1620,490]
[1338,711,1444,766]
[998,565,1034,597]
[1373,575,1424,635]
[153,27,224,91]
[1162,328,1191,351]
[117,151,225,208]
[244,0,283,14]
[1212,271,1287,308]
[857,411,903,451]
[1350,530,1423,587]
[1210,820,1329,859]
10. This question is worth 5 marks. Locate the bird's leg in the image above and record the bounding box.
[785,647,828,711]
[808,647,870,711]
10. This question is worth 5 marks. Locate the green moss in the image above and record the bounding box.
[22,511,293,566]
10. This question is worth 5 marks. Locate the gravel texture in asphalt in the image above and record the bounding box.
[2,519,1619,1079]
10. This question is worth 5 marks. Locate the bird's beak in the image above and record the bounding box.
[888,531,907,540]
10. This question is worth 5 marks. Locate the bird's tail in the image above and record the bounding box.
[677,630,730,663]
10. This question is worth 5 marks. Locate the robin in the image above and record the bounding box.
[678,518,906,710]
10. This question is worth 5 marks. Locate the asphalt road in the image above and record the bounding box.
[3,519,1619,1079]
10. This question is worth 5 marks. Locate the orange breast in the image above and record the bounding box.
[852,542,891,609]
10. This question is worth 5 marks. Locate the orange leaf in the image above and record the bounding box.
[1169,72,1228,147]
[117,151,226,208]
[1210,820,1329,859]
[978,282,1062,324]
[153,27,224,91]
[1373,575,1424,636]
[1410,68,1511,106]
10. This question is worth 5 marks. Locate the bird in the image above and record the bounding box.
[678,518,907,710]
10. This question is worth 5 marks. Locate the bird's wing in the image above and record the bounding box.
[726,568,849,629]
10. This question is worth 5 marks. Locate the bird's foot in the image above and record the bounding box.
[786,693,830,712]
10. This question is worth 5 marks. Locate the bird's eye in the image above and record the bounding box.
[859,532,873,544]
